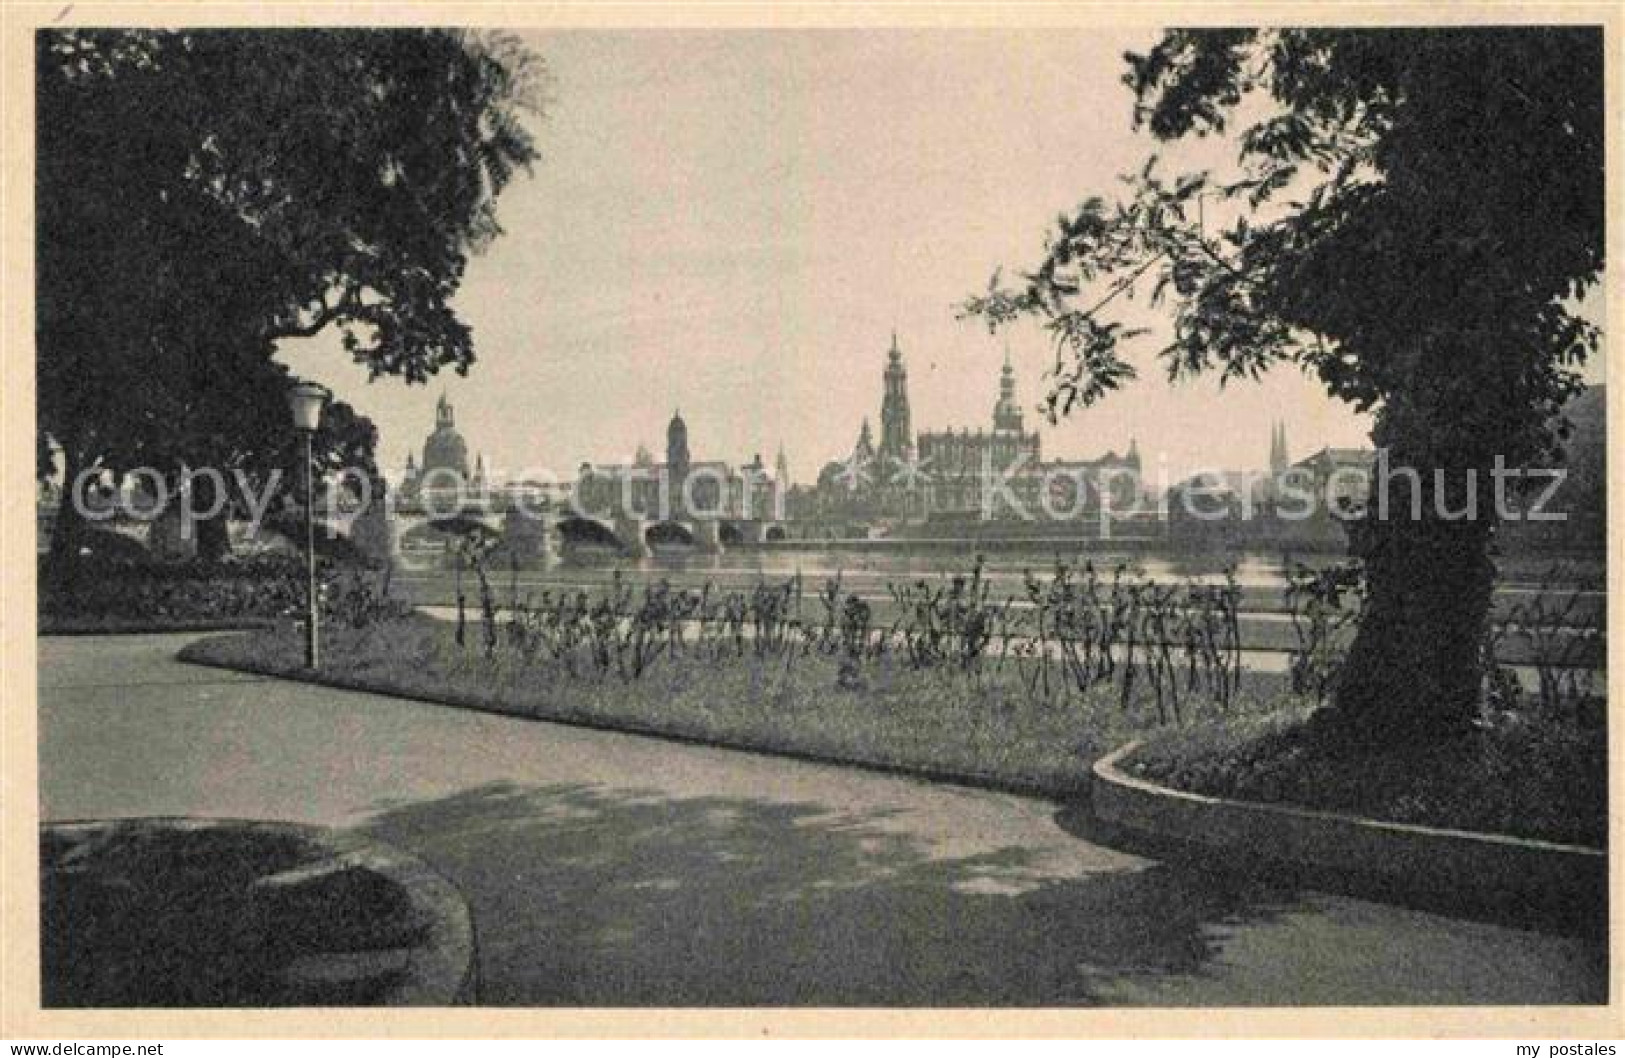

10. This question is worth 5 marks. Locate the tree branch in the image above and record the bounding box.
[263,283,361,342]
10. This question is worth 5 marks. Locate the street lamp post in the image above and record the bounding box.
[287,381,331,669]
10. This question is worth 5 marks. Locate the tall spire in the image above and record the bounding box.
[1269,421,1289,475]
[667,408,691,476]
[879,331,913,465]
[994,341,1022,433]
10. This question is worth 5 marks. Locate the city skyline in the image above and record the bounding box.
[389,352,1323,494]
[24,19,1612,1028]
[275,29,1602,485]
[268,30,1376,485]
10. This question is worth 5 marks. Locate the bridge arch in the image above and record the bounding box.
[398,512,501,548]
[397,520,449,550]
[556,516,624,549]
[645,520,696,547]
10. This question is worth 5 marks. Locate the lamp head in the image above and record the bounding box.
[287,381,331,433]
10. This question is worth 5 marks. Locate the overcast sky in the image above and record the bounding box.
[277,29,1603,488]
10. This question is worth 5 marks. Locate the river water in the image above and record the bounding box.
[395,544,1604,594]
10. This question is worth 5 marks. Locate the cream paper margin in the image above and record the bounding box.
[1,0,1620,1040]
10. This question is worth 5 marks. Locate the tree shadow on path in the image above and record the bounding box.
[358,782,1602,1006]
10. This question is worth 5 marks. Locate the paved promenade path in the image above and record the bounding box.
[39,634,1605,1006]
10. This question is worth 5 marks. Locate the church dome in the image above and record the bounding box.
[422,427,469,479]
[421,392,471,481]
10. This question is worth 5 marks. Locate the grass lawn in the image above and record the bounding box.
[1123,708,1607,848]
[182,615,1605,847]
[181,614,1296,798]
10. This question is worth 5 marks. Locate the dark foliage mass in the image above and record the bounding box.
[39,552,405,630]
[964,29,1603,743]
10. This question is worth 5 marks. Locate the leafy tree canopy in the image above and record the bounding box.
[963,28,1604,742]
[963,28,1602,468]
[36,29,542,459]
[37,27,543,557]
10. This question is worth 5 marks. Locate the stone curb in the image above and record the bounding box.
[43,818,477,1007]
[40,618,277,636]
[1092,741,1607,919]
[312,824,478,1006]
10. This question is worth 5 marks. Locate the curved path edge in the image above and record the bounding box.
[44,817,477,1006]
[1092,741,1607,924]
[41,618,276,636]
[176,636,1082,802]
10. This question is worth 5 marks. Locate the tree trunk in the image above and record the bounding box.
[193,472,232,563]
[45,445,89,582]
[1330,511,1495,744]
[1325,392,1499,746]
[197,514,231,563]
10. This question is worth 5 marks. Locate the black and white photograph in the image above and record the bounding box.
[4,1,1617,1041]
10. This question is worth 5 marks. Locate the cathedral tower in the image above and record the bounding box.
[667,410,691,481]
[993,343,1024,434]
[1270,421,1289,476]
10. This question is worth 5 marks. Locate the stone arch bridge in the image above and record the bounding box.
[35,496,785,566]
[378,498,786,565]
